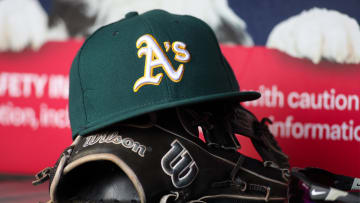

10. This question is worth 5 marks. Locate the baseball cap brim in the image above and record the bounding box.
[77,91,260,136]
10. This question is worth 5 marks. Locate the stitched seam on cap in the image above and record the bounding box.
[76,47,88,124]
[188,16,236,90]
[162,12,175,99]
[76,24,115,126]
[209,28,236,90]
[166,13,178,99]
[140,12,171,98]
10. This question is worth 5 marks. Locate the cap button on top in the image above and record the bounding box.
[125,11,139,19]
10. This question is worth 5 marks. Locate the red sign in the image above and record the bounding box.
[223,46,360,177]
[0,42,359,178]
[0,41,82,174]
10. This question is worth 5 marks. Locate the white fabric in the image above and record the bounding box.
[267,7,360,64]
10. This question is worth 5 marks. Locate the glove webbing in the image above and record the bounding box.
[177,106,240,151]
[177,103,289,169]
[231,104,289,169]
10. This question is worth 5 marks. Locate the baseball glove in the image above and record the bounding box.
[33,101,290,203]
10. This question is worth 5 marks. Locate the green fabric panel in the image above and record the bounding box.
[68,10,260,139]
[68,51,87,135]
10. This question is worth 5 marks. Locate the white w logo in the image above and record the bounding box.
[133,34,190,92]
[161,140,198,188]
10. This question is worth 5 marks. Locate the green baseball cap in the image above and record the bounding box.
[69,9,260,139]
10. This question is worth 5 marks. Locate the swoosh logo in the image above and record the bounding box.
[311,189,326,196]
[351,178,360,190]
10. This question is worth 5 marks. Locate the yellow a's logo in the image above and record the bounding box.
[133,34,190,92]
